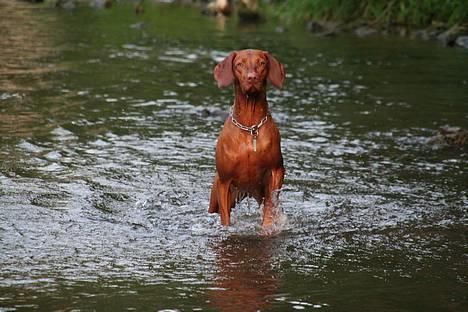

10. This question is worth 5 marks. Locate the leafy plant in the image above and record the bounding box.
[274,0,468,27]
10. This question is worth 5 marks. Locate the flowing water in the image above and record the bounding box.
[1,1,467,311]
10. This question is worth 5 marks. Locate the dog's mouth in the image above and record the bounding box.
[241,82,263,95]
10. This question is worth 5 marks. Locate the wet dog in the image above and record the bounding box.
[208,49,285,231]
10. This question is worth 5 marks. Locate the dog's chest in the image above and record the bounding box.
[240,132,269,154]
[218,129,274,165]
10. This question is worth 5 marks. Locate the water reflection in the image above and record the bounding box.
[209,236,279,311]
[0,1,62,92]
[215,14,227,31]
[0,1,65,140]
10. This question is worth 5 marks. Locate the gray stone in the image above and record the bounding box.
[455,36,468,48]
[410,29,431,41]
[307,20,342,37]
[355,26,377,37]
[437,25,468,46]
[307,21,324,33]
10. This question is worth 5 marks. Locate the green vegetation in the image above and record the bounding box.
[274,0,468,27]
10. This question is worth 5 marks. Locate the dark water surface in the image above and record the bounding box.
[1,1,467,311]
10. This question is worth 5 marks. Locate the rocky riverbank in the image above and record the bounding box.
[29,0,468,49]
[305,19,468,49]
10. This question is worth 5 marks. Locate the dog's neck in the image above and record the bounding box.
[232,83,268,126]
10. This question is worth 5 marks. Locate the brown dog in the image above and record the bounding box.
[208,49,285,230]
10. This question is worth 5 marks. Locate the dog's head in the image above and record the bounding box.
[214,49,285,96]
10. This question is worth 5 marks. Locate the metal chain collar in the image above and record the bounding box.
[229,105,269,138]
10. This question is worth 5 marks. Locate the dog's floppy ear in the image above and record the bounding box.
[214,52,236,88]
[266,52,285,89]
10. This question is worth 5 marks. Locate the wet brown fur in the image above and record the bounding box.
[208,49,285,230]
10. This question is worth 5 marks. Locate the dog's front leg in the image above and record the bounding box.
[208,174,220,214]
[217,179,233,226]
[262,167,285,230]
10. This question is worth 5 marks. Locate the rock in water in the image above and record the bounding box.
[455,36,468,49]
[206,0,232,16]
[429,126,468,146]
[437,25,468,47]
[355,26,377,38]
[238,0,260,22]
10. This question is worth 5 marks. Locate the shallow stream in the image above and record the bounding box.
[1,1,467,311]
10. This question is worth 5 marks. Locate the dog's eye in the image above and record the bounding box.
[236,63,244,68]
[259,61,266,66]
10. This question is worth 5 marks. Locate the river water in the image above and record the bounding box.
[1,1,467,311]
